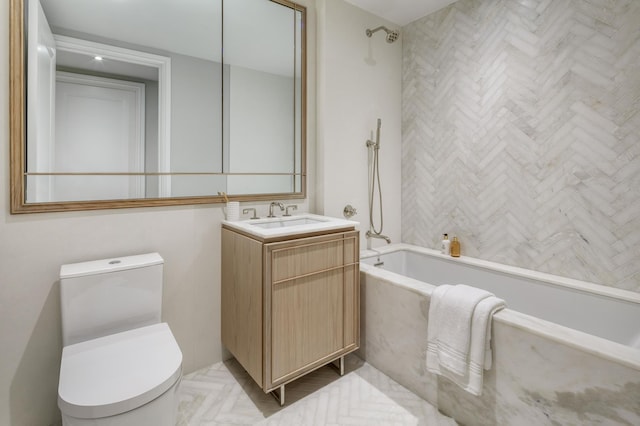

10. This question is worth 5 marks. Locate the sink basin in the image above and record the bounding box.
[223,213,359,239]
[253,217,325,229]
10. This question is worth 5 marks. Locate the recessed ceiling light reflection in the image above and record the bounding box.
[94,56,103,61]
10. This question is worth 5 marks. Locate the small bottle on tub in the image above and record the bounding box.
[450,236,461,257]
[441,234,451,255]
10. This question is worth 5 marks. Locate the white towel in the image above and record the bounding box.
[426,284,505,396]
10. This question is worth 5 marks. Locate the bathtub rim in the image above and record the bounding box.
[360,243,640,372]
[361,243,640,305]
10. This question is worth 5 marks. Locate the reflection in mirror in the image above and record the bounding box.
[11,0,306,212]
[28,33,173,202]
[223,0,304,195]
[30,0,222,202]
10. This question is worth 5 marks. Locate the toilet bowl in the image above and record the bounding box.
[58,323,182,425]
[57,254,182,426]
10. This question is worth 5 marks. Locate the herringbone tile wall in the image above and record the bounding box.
[402,0,640,292]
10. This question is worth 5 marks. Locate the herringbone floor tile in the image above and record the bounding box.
[178,356,457,426]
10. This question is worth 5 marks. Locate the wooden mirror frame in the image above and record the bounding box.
[9,0,306,214]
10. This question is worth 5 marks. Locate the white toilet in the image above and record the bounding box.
[57,253,183,426]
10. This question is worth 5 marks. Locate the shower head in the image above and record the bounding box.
[366,26,400,43]
[385,30,399,43]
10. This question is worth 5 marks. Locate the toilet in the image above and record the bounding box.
[57,253,182,426]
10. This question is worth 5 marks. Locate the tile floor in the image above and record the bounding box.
[178,355,457,425]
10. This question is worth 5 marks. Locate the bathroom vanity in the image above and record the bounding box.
[221,214,359,404]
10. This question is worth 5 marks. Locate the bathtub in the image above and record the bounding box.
[359,244,640,425]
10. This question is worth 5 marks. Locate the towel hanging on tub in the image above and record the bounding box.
[426,284,505,396]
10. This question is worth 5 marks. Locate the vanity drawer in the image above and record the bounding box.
[268,231,358,284]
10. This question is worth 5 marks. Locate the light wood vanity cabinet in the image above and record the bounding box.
[221,226,359,402]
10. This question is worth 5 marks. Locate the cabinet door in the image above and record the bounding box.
[271,269,344,381]
[265,231,359,388]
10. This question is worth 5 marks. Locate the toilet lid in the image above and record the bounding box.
[58,323,182,419]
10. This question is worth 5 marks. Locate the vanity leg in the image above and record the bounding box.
[271,384,285,406]
[330,356,345,376]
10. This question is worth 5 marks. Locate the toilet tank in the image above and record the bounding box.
[60,253,164,347]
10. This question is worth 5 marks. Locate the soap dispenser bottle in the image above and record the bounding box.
[441,234,451,255]
[450,236,461,257]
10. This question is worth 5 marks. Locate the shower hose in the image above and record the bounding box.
[368,120,384,236]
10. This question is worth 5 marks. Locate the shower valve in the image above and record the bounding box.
[343,205,357,219]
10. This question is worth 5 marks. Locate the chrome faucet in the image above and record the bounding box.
[366,230,391,244]
[242,208,259,219]
[268,202,285,218]
[284,205,297,217]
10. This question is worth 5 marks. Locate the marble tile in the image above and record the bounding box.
[401,0,640,293]
[357,270,439,405]
[359,271,640,425]
[177,355,458,425]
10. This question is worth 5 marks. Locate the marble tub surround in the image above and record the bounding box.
[361,244,640,354]
[359,260,640,425]
[177,355,457,425]
[401,0,640,292]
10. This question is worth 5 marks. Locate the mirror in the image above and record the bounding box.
[9,0,306,213]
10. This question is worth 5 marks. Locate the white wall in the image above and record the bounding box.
[316,0,402,249]
[0,1,316,424]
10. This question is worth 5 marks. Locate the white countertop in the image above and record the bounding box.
[222,213,359,239]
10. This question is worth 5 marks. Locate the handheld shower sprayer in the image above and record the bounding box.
[366,26,400,43]
[366,119,381,150]
[365,118,391,245]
